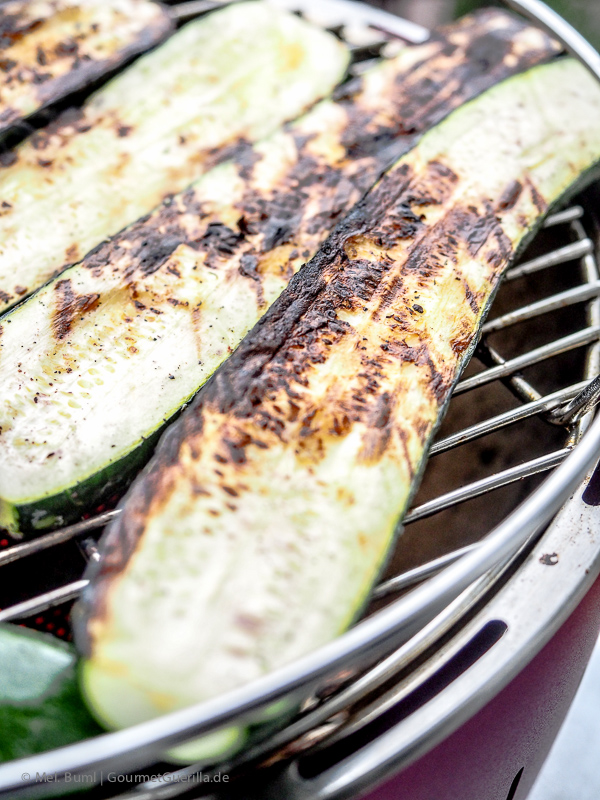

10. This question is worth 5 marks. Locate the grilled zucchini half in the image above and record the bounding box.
[0,0,172,138]
[0,1,349,313]
[0,624,101,762]
[75,57,600,757]
[0,10,559,535]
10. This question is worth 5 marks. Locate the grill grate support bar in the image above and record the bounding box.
[481,281,600,335]
[430,382,587,455]
[0,581,88,624]
[0,511,117,568]
[403,448,571,524]
[504,238,593,281]
[455,326,600,395]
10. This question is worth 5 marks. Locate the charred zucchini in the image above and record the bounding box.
[0,10,559,535]
[0,1,348,312]
[0,625,101,761]
[0,0,172,138]
[75,58,600,752]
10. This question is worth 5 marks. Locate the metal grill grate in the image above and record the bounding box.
[2,1,600,798]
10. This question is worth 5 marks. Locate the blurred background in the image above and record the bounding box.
[366,0,600,50]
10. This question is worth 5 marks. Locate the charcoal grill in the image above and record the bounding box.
[2,1,600,798]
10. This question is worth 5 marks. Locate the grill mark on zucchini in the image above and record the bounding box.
[0,10,561,535]
[75,60,600,741]
[52,279,100,340]
[0,0,172,137]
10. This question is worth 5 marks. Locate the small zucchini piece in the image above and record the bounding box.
[0,9,559,535]
[0,1,349,312]
[0,0,172,138]
[0,624,101,762]
[75,58,600,750]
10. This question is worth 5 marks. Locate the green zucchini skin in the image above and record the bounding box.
[0,1,349,313]
[74,58,600,750]
[0,624,101,762]
[0,10,560,535]
[0,0,173,139]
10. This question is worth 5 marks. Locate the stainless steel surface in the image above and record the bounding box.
[480,283,600,335]
[429,383,587,454]
[548,373,600,425]
[543,206,584,227]
[454,327,600,395]
[2,1,600,798]
[0,510,117,567]
[403,449,572,524]
[373,544,479,597]
[504,239,594,282]
[0,581,88,624]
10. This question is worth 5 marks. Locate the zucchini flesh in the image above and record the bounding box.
[0,10,560,535]
[0,624,101,761]
[75,58,600,743]
[0,1,348,313]
[0,0,172,137]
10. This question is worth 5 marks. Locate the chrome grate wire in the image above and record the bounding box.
[2,1,600,796]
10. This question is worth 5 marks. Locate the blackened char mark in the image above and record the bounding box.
[52,279,100,340]
[134,232,184,276]
[376,200,511,318]
[41,10,171,99]
[337,9,560,176]
[202,222,244,256]
[84,195,200,278]
[464,201,508,257]
[0,151,17,167]
[0,12,43,50]
[194,183,403,418]
[360,391,394,463]
[465,31,511,73]
[237,184,300,242]
[382,336,449,406]
[33,8,172,110]
[0,106,17,126]
[364,160,458,259]
[372,391,392,428]
[227,187,514,412]
[239,253,265,307]
[29,107,88,152]
[203,137,263,181]
[120,222,186,278]
[371,203,423,250]
[231,136,365,284]
[527,177,548,215]
[338,259,388,303]
[497,180,523,211]
[0,7,172,135]
[464,282,479,315]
